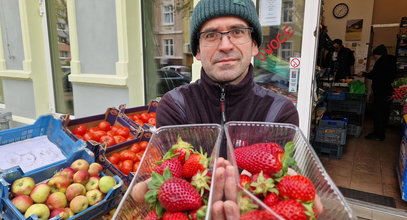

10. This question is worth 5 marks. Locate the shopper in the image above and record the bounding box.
[326,39,355,81]
[356,44,397,141]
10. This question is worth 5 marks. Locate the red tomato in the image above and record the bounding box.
[100,135,116,147]
[147,118,156,126]
[117,161,123,170]
[148,112,156,118]
[108,153,120,164]
[98,121,111,131]
[116,127,130,138]
[126,136,134,141]
[92,130,107,142]
[113,135,126,144]
[136,151,145,161]
[140,113,150,123]
[132,114,140,121]
[110,125,121,133]
[129,143,141,154]
[120,160,133,175]
[83,132,97,141]
[73,125,87,136]
[139,141,148,150]
[107,130,117,136]
[133,161,140,172]
[88,127,100,133]
[133,119,144,126]
[75,134,84,140]
[120,150,137,161]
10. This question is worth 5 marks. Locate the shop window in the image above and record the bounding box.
[164,39,174,56]
[163,5,174,25]
[283,0,294,23]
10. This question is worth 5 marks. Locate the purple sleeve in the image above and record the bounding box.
[156,92,187,128]
[276,101,299,126]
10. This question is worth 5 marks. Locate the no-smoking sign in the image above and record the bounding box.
[289,57,301,69]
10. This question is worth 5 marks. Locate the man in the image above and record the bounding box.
[328,39,355,81]
[356,44,396,141]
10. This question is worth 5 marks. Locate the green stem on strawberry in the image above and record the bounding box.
[274,142,296,179]
[238,192,259,214]
[250,171,278,197]
[145,169,174,217]
[303,201,316,220]
[191,169,211,196]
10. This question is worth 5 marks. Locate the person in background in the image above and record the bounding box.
[328,39,355,81]
[356,44,397,141]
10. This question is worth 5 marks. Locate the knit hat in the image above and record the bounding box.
[190,0,263,56]
[373,44,387,56]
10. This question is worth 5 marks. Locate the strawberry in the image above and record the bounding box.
[182,149,209,179]
[162,212,189,220]
[189,205,207,220]
[145,210,160,220]
[250,171,278,197]
[238,194,259,215]
[271,199,309,220]
[170,136,194,164]
[145,168,202,213]
[263,192,280,208]
[239,174,252,190]
[240,210,274,220]
[153,158,182,178]
[277,174,315,203]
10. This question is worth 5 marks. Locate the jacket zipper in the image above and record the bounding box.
[220,86,226,125]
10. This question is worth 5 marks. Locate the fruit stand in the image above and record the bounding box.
[0,100,357,219]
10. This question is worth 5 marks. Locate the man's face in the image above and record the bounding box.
[333,43,340,51]
[195,17,259,85]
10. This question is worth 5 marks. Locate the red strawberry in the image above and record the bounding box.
[263,192,280,208]
[182,151,209,179]
[171,136,194,164]
[240,210,274,220]
[145,168,202,213]
[239,174,252,190]
[277,174,315,202]
[153,158,182,178]
[234,145,282,176]
[162,212,189,220]
[250,171,278,197]
[145,210,160,220]
[271,199,308,220]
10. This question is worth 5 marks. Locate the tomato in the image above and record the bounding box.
[100,135,116,147]
[132,114,140,121]
[134,119,144,126]
[148,112,156,118]
[120,150,137,161]
[73,125,87,136]
[108,153,120,164]
[136,151,145,161]
[117,161,123,170]
[92,130,107,142]
[139,141,149,150]
[116,127,130,138]
[147,118,156,126]
[98,121,111,131]
[110,125,121,133]
[107,130,117,136]
[120,160,134,175]
[88,127,100,133]
[75,134,84,140]
[133,161,140,172]
[126,136,134,141]
[140,113,150,123]
[83,132,97,141]
[129,143,141,154]
[113,135,126,144]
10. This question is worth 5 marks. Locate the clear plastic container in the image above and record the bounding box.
[113,124,222,220]
[224,121,357,220]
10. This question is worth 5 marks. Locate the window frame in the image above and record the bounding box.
[162,4,174,25]
[163,38,174,56]
[279,41,294,61]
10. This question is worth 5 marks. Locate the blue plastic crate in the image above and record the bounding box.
[315,119,347,145]
[0,149,123,220]
[313,141,344,160]
[0,115,85,175]
[327,90,346,101]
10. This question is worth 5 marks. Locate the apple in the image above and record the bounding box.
[88,162,103,177]
[70,159,90,171]
[85,176,100,191]
[46,192,67,210]
[60,167,76,182]
[11,177,35,196]
[86,189,104,205]
[24,204,50,220]
[73,170,90,185]
[48,175,71,193]
[99,176,116,194]
[65,207,74,218]
[66,183,86,201]
[70,195,89,213]
[11,195,33,213]
[30,183,51,203]
[49,207,71,219]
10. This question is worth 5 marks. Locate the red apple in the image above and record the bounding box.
[70,159,90,171]
[86,189,104,205]
[24,204,50,220]
[46,192,67,210]
[12,177,35,196]
[70,195,89,213]
[73,170,90,185]
[65,183,86,201]
[11,195,33,213]
[60,168,75,182]
[48,175,71,193]
[49,207,71,219]
[88,162,103,177]
[30,183,51,203]
[85,176,100,191]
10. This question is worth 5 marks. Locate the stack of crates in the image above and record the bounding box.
[313,118,348,159]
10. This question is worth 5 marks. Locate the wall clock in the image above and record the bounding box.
[333,3,349,19]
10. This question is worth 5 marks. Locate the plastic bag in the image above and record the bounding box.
[348,80,366,94]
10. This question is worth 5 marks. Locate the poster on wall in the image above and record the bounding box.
[259,0,282,26]
[345,19,363,41]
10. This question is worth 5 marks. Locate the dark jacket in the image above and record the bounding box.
[363,55,396,96]
[156,64,299,128]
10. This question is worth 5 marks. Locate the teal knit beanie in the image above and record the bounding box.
[190,0,263,56]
